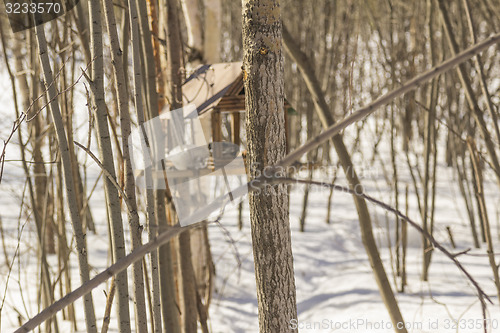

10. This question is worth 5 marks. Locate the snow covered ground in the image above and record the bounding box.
[1,67,500,333]
[208,161,500,333]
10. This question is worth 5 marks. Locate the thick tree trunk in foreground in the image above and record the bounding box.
[242,1,298,332]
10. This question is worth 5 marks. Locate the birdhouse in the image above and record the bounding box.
[178,62,291,152]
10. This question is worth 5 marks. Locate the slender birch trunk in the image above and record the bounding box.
[242,1,299,331]
[137,0,165,332]
[54,146,77,329]
[154,8,184,330]
[181,0,203,59]
[437,0,500,189]
[468,139,500,308]
[74,0,92,65]
[10,36,54,255]
[102,0,150,331]
[1,30,56,332]
[87,1,135,332]
[34,23,97,333]
[422,0,438,280]
[462,0,500,147]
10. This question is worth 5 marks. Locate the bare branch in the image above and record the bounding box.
[275,177,493,312]
[277,32,500,169]
[73,141,132,212]
[14,220,211,333]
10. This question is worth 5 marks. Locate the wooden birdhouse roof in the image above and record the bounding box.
[182,62,245,116]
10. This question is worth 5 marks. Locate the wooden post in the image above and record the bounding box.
[231,111,244,230]
[212,108,222,160]
[231,112,241,145]
[284,105,289,154]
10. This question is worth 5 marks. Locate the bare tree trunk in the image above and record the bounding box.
[299,167,313,232]
[124,0,159,330]
[242,1,298,331]
[55,152,77,329]
[34,23,97,333]
[101,0,153,331]
[165,1,199,332]
[468,139,500,307]
[203,0,221,63]
[422,1,439,279]
[463,0,500,147]
[70,3,95,232]
[10,35,54,254]
[136,0,169,331]
[176,226,199,333]
[437,0,500,189]
[74,0,92,65]
[88,1,137,331]
[157,199,181,333]
[1,28,57,332]
[400,185,409,292]
[156,0,183,331]
[181,0,203,62]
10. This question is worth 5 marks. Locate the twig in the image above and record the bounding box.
[15,211,226,333]
[73,141,132,213]
[274,177,493,312]
[0,57,95,184]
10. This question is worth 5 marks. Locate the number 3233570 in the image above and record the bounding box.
[5,2,61,14]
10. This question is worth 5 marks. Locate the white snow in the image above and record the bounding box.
[207,165,500,333]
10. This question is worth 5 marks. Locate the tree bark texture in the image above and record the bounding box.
[242,1,299,332]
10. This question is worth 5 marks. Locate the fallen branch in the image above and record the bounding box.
[14,220,211,333]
